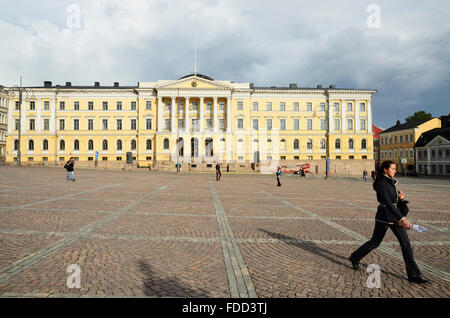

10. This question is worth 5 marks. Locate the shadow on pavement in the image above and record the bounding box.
[138,259,207,297]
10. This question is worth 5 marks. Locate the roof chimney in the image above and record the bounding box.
[396,120,401,126]
[249,83,254,89]
[441,114,450,128]
[317,84,322,89]
[114,82,119,87]
[44,81,52,87]
[289,83,297,89]
[94,82,100,87]
[65,82,71,87]
[329,84,336,89]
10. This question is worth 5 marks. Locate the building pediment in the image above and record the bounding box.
[154,75,234,91]
[426,135,450,147]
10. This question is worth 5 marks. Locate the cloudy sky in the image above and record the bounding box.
[0,0,449,128]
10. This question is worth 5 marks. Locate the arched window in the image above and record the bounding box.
[117,139,122,151]
[14,139,19,150]
[88,140,94,151]
[74,139,79,151]
[320,139,326,149]
[348,138,354,149]
[60,140,65,151]
[43,139,48,151]
[335,139,341,149]
[280,138,286,151]
[205,138,213,157]
[307,139,313,150]
[293,139,299,150]
[163,138,169,150]
[131,139,136,150]
[146,139,152,150]
[102,139,108,150]
[28,139,34,151]
[267,139,272,151]
[361,139,367,149]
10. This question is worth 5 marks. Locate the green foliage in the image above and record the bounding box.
[405,111,432,123]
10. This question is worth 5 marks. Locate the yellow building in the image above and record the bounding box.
[4,74,376,174]
[0,85,8,160]
[378,118,441,173]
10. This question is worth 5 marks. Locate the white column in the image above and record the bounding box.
[341,99,346,133]
[199,97,204,132]
[7,99,12,134]
[355,99,359,132]
[171,97,176,132]
[213,97,218,132]
[185,97,190,132]
[226,96,232,132]
[50,97,56,133]
[37,99,42,132]
[368,99,373,134]
[157,96,163,132]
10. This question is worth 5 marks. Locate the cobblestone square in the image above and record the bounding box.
[0,166,449,298]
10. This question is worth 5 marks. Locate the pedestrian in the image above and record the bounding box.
[348,160,428,284]
[64,157,75,182]
[276,166,282,187]
[363,169,368,181]
[176,161,181,173]
[216,163,222,181]
[300,168,306,178]
[371,170,376,181]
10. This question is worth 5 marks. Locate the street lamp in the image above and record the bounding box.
[313,104,330,179]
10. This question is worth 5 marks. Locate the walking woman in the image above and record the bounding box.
[349,160,428,284]
[64,157,76,182]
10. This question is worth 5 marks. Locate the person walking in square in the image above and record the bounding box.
[216,163,222,181]
[348,160,428,284]
[64,157,76,182]
[276,166,282,187]
[300,168,306,178]
[363,169,368,181]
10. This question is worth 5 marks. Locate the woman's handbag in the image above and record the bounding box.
[397,199,409,217]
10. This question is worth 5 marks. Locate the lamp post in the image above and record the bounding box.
[313,104,330,179]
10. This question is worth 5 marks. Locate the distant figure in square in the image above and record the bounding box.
[276,167,282,187]
[300,168,306,178]
[363,169,368,181]
[64,157,75,182]
[371,170,376,181]
[216,163,222,181]
[176,161,181,173]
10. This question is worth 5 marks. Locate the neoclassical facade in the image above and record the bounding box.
[4,74,376,174]
[0,85,8,160]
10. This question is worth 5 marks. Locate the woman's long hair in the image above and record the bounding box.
[373,160,396,191]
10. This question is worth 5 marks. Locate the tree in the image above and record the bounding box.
[405,111,432,123]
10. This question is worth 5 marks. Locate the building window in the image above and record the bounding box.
[252,102,258,111]
[219,102,225,111]
[146,100,152,110]
[280,119,286,130]
[266,102,272,111]
[88,140,94,150]
[336,156,341,160]
[15,119,20,131]
[320,119,326,130]
[410,134,413,143]
[320,139,326,149]
[347,102,352,111]
[293,119,299,130]
[349,155,354,159]
[131,119,137,130]
[117,140,122,151]
[280,102,285,111]
[74,139,79,151]
[28,139,34,151]
[178,119,185,129]
[219,119,225,130]
[59,119,65,130]
[266,119,272,130]
[59,101,65,110]
[102,157,108,161]
[361,139,367,149]
[88,101,93,110]
[60,140,65,151]
[319,102,325,111]
[347,119,353,130]
[102,101,108,110]
[29,101,35,110]
[394,136,397,144]
[335,139,341,149]
[15,101,20,110]
[237,118,243,129]
[117,157,122,161]
[307,119,313,130]
[146,139,152,150]
[73,119,79,131]
[117,101,122,110]
[102,140,108,150]
[360,119,366,130]
[237,101,243,110]
[102,119,108,130]
[131,140,136,150]
[163,138,169,150]
[165,101,171,111]
[88,119,94,130]
[29,119,35,131]
[334,119,340,130]
[206,101,212,111]
[360,102,366,111]
[348,138,354,149]
[192,101,198,111]
[293,139,299,150]
[165,118,171,129]
[410,149,414,158]
[334,102,339,112]
[293,102,299,111]
[307,139,313,150]
[306,102,312,111]
[13,140,18,150]
[43,139,48,151]
[117,119,122,130]
[362,155,367,159]
[44,101,49,110]
[146,118,152,130]
[253,119,259,130]
[131,101,136,110]
[74,101,79,110]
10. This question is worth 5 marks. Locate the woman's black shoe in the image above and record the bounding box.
[349,257,360,270]
[408,277,429,284]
